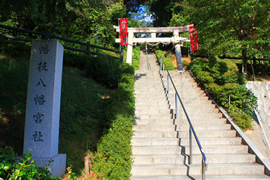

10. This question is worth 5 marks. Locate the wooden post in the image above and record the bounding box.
[85,156,90,177]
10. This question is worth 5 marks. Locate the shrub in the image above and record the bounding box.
[85,55,122,89]
[196,71,215,86]
[0,146,60,180]
[222,70,239,83]
[182,60,189,67]
[155,50,175,70]
[132,46,140,70]
[90,64,135,179]
[229,111,252,131]
[189,57,257,131]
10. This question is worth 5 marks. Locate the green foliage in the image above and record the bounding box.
[90,64,134,179]
[182,60,189,67]
[0,0,127,46]
[156,49,176,70]
[183,0,270,73]
[0,40,30,155]
[64,51,122,89]
[188,57,257,130]
[132,46,140,70]
[0,146,61,179]
[229,111,252,131]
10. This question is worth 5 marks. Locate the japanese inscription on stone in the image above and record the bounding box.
[30,44,50,142]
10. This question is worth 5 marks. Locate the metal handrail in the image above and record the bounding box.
[146,50,151,70]
[0,25,123,61]
[159,56,207,180]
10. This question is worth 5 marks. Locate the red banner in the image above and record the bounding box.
[119,18,128,46]
[189,26,199,51]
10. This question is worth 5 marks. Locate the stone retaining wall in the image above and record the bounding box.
[246,81,270,142]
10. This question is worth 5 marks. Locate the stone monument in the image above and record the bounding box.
[23,40,66,177]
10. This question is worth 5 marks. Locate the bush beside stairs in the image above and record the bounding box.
[130,51,270,179]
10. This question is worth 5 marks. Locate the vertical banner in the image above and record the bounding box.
[119,18,128,46]
[189,26,199,51]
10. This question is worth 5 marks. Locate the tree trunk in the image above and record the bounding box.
[242,50,248,78]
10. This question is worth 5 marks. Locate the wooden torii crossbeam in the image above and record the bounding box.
[114,25,192,64]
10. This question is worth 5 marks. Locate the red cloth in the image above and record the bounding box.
[189,26,199,51]
[119,18,128,46]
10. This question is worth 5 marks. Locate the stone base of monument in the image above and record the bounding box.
[33,154,66,177]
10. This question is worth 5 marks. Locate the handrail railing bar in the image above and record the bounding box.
[175,94,178,119]
[190,128,193,164]
[159,56,207,179]
[0,25,121,54]
[1,33,121,60]
[167,75,169,94]
[146,50,151,70]
[0,34,32,42]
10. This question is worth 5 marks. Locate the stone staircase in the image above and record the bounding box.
[131,51,270,179]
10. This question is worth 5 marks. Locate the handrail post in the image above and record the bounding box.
[189,127,193,164]
[202,158,206,180]
[175,94,178,119]
[162,62,164,78]
[87,42,90,55]
[44,32,49,40]
[160,56,162,70]
[167,75,169,94]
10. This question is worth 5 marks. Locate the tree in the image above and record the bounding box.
[0,0,127,46]
[184,0,270,75]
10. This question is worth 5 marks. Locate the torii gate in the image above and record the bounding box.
[114,25,191,69]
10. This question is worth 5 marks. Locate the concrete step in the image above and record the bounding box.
[135,101,168,106]
[132,153,256,165]
[134,119,173,125]
[134,118,227,126]
[132,146,181,155]
[131,163,264,176]
[131,174,270,180]
[135,90,165,94]
[135,109,171,115]
[181,144,248,154]
[176,123,231,131]
[180,137,241,146]
[175,112,223,119]
[135,97,168,102]
[167,92,206,99]
[135,81,162,85]
[168,98,210,105]
[133,131,177,138]
[133,124,175,131]
[131,138,179,146]
[170,103,216,109]
[135,104,170,110]
[170,107,219,113]
[135,93,166,98]
[178,130,236,138]
[134,114,172,120]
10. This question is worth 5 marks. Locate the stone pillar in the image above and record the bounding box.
[126,32,134,64]
[175,44,183,70]
[173,30,179,43]
[23,40,66,177]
